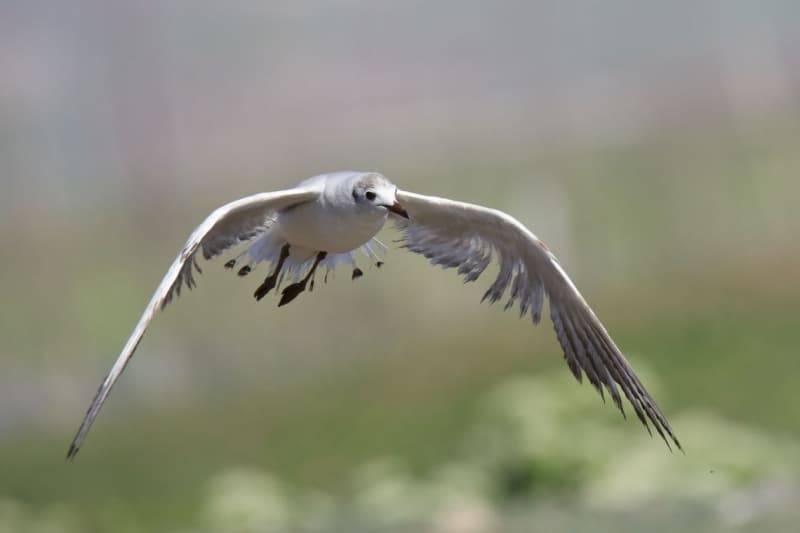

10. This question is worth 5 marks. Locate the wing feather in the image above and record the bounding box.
[395,190,681,450]
[66,187,319,459]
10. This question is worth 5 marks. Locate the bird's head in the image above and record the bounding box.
[351,173,409,219]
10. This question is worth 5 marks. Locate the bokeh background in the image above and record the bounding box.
[2,1,800,532]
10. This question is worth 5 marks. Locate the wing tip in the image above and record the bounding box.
[655,427,683,454]
[553,301,684,454]
[65,441,80,462]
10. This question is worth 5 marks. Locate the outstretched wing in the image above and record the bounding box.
[395,190,681,450]
[67,187,320,459]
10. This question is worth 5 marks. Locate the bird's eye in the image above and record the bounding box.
[365,191,377,201]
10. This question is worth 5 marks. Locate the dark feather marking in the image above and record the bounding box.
[586,316,680,450]
[254,244,290,301]
[564,306,617,406]
[585,321,655,428]
[551,307,583,383]
[574,313,625,416]
[278,251,326,307]
[559,307,603,397]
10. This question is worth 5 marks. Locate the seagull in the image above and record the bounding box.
[67,171,681,459]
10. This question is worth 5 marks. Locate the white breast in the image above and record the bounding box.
[275,195,387,254]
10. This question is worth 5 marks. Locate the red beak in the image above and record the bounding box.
[386,201,409,219]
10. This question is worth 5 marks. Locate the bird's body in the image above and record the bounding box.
[276,172,388,254]
[224,172,400,286]
[67,171,681,459]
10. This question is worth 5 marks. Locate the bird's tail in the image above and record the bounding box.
[225,229,387,284]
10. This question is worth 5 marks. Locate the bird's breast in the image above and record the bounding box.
[275,201,386,253]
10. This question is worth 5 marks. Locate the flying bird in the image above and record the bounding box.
[67,171,681,459]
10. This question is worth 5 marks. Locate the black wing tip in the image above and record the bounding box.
[556,306,683,453]
[643,402,683,453]
[66,442,80,462]
[654,427,683,454]
[612,396,626,419]
[632,404,683,453]
[664,427,683,453]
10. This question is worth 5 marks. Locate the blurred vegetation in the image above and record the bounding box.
[2,118,800,531]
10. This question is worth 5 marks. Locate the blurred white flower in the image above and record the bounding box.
[203,467,292,533]
[350,458,496,531]
[430,499,495,533]
[295,490,337,533]
[583,410,800,509]
[351,458,433,527]
[716,479,800,527]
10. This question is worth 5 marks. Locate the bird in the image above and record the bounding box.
[66,171,681,459]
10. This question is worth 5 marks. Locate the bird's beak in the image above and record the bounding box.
[386,201,409,219]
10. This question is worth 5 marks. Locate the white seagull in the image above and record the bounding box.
[67,171,681,459]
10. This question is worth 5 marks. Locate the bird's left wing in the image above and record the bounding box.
[67,187,320,459]
[395,190,681,450]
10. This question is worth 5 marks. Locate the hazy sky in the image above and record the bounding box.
[2,1,798,210]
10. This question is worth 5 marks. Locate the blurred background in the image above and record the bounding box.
[2,1,799,532]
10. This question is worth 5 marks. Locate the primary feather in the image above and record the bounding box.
[395,190,681,451]
[66,187,320,459]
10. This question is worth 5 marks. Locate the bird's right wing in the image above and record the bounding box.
[395,189,680,450]
[67,187,320,459]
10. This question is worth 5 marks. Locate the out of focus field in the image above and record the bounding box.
[2,2,800,532]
